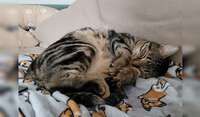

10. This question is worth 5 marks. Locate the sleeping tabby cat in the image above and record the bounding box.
[24,27,178,108]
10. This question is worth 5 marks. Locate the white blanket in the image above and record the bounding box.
[17,53,184,117]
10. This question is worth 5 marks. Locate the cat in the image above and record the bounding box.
[24,27,178,108]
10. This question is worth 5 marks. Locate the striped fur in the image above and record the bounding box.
[25,27,174,107]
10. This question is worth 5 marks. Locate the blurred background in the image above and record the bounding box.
[0,0,199,117]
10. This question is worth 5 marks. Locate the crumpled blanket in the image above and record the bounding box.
[18,80,129,117]
[0,82,18,117]
[126,77,183,117]
[17,53,183,117]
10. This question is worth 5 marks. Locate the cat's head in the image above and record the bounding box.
[131,39,179,78]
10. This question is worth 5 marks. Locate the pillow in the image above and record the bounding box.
[0,5,58,48]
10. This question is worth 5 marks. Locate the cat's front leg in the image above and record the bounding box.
[114,66,140,86]
[109,50,132,75]
[110,54,130,69]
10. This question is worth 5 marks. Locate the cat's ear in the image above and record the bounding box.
[160,44,179,58]
[108,30,118,38]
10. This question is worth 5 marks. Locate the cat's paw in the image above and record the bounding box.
[99,85,110,99]
[116,100,133,113]
[97,79,110,99]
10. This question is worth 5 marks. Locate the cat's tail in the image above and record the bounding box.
[65,92,105,108]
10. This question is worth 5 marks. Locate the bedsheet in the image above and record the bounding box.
[17,53,184,117]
